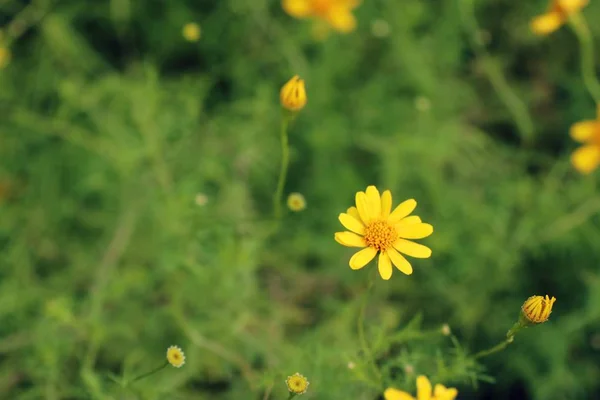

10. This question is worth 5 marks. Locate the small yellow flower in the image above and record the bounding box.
[521,295,556,324]
[282,0,361,33]
[570,105,600,174]
[530,0,588,36]
[441,323,451,336]
[166,346,185,368]
[0,47,11,69]
[280,75,307,112]
[286,372,309,395]
[182,22,201,42]
[287,192,306,212]
[334,185,433,280]
[385,375,458,400]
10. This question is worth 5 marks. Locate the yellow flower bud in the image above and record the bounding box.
[521,295,556,324]
[285,372,309,395]
[182,23,201,42]
[280,75,307,112]
[287,192,306,212]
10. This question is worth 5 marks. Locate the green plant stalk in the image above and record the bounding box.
[287,393,297,400]
[273,115,291,220]
[473,321,523,359]
[357,270,383,387]
[127,361,169,385]
[569,13,600,104]
[458,0,535,145]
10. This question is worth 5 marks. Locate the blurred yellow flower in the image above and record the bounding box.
[287,192,306,212]
[570,105,600,174]
[0,47,11,69]
[280,75,307,112]
[286,372,309,395]
[521,295,556,324]
[530,0,588,36]
[334,185,433,280]
[282,0,361,33]
[182,22,201,42]
[385,375,458,400]
[166,345,185,367]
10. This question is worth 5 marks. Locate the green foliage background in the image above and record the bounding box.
[1,0,600,399]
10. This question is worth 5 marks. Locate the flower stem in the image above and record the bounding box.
[569,13,600,104]
[357,270,382,387]
[127,361,169,385]
[287,393,297,400]
[458,0,535,145]
[473,322,522,360]
[273,115,291,220]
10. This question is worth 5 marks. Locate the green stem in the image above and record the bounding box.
[569,13,600,104]
[287,393,297,400]
[473,336,514,359]
[127,361,169,385]
[357,270,382,387]
[458,0,535,145]
[273,116,291,220]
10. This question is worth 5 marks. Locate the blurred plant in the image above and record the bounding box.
[334,185,433,280]
[182,22,201,42]
[287,192,307,212]
[530,0,588,36]
[569,104,600,173]
[384,375,458,400]
[285,372,310,397]
[282,0,361,34]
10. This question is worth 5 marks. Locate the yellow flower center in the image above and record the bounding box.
[364,220,397,252]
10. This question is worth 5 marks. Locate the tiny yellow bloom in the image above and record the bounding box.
[166,345,185,368]
[570,105,600,174]
[0,47,11,69]
[521,295,556,324]
[287,192,306,212]
[182,22,201,42]
[286,372,309,395]
[282,0,361,33]
[280,75,307,112]
[335,185,433,280]
[441,323,451,336]
[530,0,588,36]
[385,375,458,400]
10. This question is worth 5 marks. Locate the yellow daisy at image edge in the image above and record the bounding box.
[334,185,433,280]
[286,372,309,395]
[166,345,185,368]
[384,375,458,400]
[570,104,600,174]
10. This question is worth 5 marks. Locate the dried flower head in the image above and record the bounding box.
[287,192,306,212]
[286,372,309,395]
[335,185,433,280]
[166,346,185,368]
[521,295,556,324]
[182,22,201,42]
[280,75,307,112]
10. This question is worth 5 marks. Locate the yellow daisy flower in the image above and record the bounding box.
[521,295,556,324]
[334,186,433,280]
[287,192,307,212]
[570,104,600,174]
[385,375,458,400]
[282,0,361,33]
[182,22,201,42]
[166,345,185,368]
[286,372,309,395]
[530,0,588,36]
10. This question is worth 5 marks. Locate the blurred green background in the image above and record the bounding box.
[2,0,600,399]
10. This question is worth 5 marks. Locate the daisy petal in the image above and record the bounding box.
[366,186,381,218]
[558,0,589,13]
[378,252,392,280]
[396,216,422,227]
[381,190,392,218]
[570,121,599,143]
[387,248,413,275]
[334,231,366,247]
[349,247,377,270]
[416,375,432,400]
[571,144,600,174]
[530,12,564,35]
[355,191,372,223]
[347,206,362,222]
[397,223,434,239]
[394,239,432,258]
[389,199,417,223]
[434,385,458,400]
[339,213,365,235]
[326,6,357,33]
[383,388,415,400]
[282,0,312,17]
